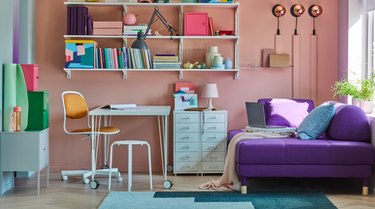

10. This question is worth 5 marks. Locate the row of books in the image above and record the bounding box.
[67,6,93,35]
[95,47,153,69]
[123,25,151,36]
[153,54,181,69]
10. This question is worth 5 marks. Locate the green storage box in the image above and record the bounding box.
[26,91,49,130]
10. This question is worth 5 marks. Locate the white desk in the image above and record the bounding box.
[89,106,171,189]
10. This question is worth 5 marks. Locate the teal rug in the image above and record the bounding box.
[99,191,337,209]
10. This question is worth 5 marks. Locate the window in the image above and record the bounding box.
[368,10,375,76]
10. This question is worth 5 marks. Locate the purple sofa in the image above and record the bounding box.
[229,99,375,195]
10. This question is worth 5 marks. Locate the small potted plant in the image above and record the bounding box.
[332,79,360,105]
[332,76,374,113]
[357,77,375,113]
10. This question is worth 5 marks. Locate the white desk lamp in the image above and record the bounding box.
[202,83,219,111]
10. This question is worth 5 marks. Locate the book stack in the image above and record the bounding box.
[153,54,181,69]
[95,47,153,69]
[67,6,93,35]
[123,25,151,36]
[93,21,123,36]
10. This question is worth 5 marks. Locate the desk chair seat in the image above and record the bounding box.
[108,140,152,191]
[61,91,122,187]
[71,126,119,133]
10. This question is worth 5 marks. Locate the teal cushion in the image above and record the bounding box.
[297,103,335,140]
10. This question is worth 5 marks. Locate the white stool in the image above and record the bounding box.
[108,140,152,191]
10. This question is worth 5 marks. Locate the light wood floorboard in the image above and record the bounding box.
[0,172,374,209]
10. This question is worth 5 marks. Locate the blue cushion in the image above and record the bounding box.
[297,103,335,140]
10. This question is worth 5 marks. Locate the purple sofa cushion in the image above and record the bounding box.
[257,98,315,127]
[326,105,371,142]
[236,137,375,165]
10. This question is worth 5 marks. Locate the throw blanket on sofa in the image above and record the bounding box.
[199,131,290,191]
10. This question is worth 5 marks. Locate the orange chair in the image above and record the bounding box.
[61,91,122,189]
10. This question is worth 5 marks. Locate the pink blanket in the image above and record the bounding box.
[199,131,288,191]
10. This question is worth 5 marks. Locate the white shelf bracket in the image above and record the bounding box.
[122,37,128,47]
[122,4,128,15]
[234,71,239,80]
[178,70,183,79]
[121,70,128,79]
[65,69,71,79]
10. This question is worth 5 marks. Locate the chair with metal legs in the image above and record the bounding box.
[108,140,152,191]
[60,91,123,189]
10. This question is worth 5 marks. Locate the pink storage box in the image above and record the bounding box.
[184,12,209,36]
[93,21,123,29]
[93,28,123,35]
[20,64,38,91]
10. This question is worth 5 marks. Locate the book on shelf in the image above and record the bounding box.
[153,55,179,62]
[102,104,137,109]
[67,6,93,35]
[93,47,153,70]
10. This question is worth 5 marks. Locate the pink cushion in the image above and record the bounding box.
[268,101,309,128]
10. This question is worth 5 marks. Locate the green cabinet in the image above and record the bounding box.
[26,91,49,130]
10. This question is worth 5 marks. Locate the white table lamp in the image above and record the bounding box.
[202,83,219,111]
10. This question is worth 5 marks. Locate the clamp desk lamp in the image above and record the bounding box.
[131,6,178,49]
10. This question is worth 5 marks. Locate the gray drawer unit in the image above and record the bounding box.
[0,129,49,195]
[173,110,227,174]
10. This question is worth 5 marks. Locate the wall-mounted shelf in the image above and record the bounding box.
[64,2,240,8]
[64,2,240,80]
[64,35,239,40]
[63,68,239,80]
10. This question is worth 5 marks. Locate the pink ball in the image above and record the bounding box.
[123,13,137,26]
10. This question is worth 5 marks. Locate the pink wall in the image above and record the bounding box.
[36,0,338,172]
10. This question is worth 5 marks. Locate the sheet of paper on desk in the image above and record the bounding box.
[103,104,137,109]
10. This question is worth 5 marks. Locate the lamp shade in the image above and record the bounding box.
[131,31,148,49]
[202,83,219,98]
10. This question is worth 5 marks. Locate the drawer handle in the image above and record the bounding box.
[181,127,190,130]
[207,137,217,140]
[208,126,217,130]
[209,117,217,119]
[181,117,190,120]
[209,165,218,169]
[209,155,218,159]
[180,145,190,150]
[181,166,191,170]
[207,146,217,150]
[43,148,46,151]
[180,155,190,160]
[180,136,190,140]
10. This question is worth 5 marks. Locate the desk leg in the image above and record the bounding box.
[46,165,49,188]
[163,115,168,181]
[37,170,40,196]
[91,115,96,181]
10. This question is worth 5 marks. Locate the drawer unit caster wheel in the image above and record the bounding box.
[163,180,173,189]
[61,175,68,181]
[90,180,100,189]
[103,165,109,169]
[117,176,123,182]
[83,178,90,184]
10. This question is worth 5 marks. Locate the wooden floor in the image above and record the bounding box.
[0,172,374,209]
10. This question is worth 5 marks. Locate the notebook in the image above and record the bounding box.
[245,102,296,132]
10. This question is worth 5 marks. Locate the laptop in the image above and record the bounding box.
[245,102,286,129]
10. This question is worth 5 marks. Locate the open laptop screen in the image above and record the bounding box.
[245,102,267,128]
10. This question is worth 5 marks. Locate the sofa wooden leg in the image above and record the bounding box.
[241,176,247,194]
[362,186,369,196]
[362,178,369,196]
[241,186,247,194]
